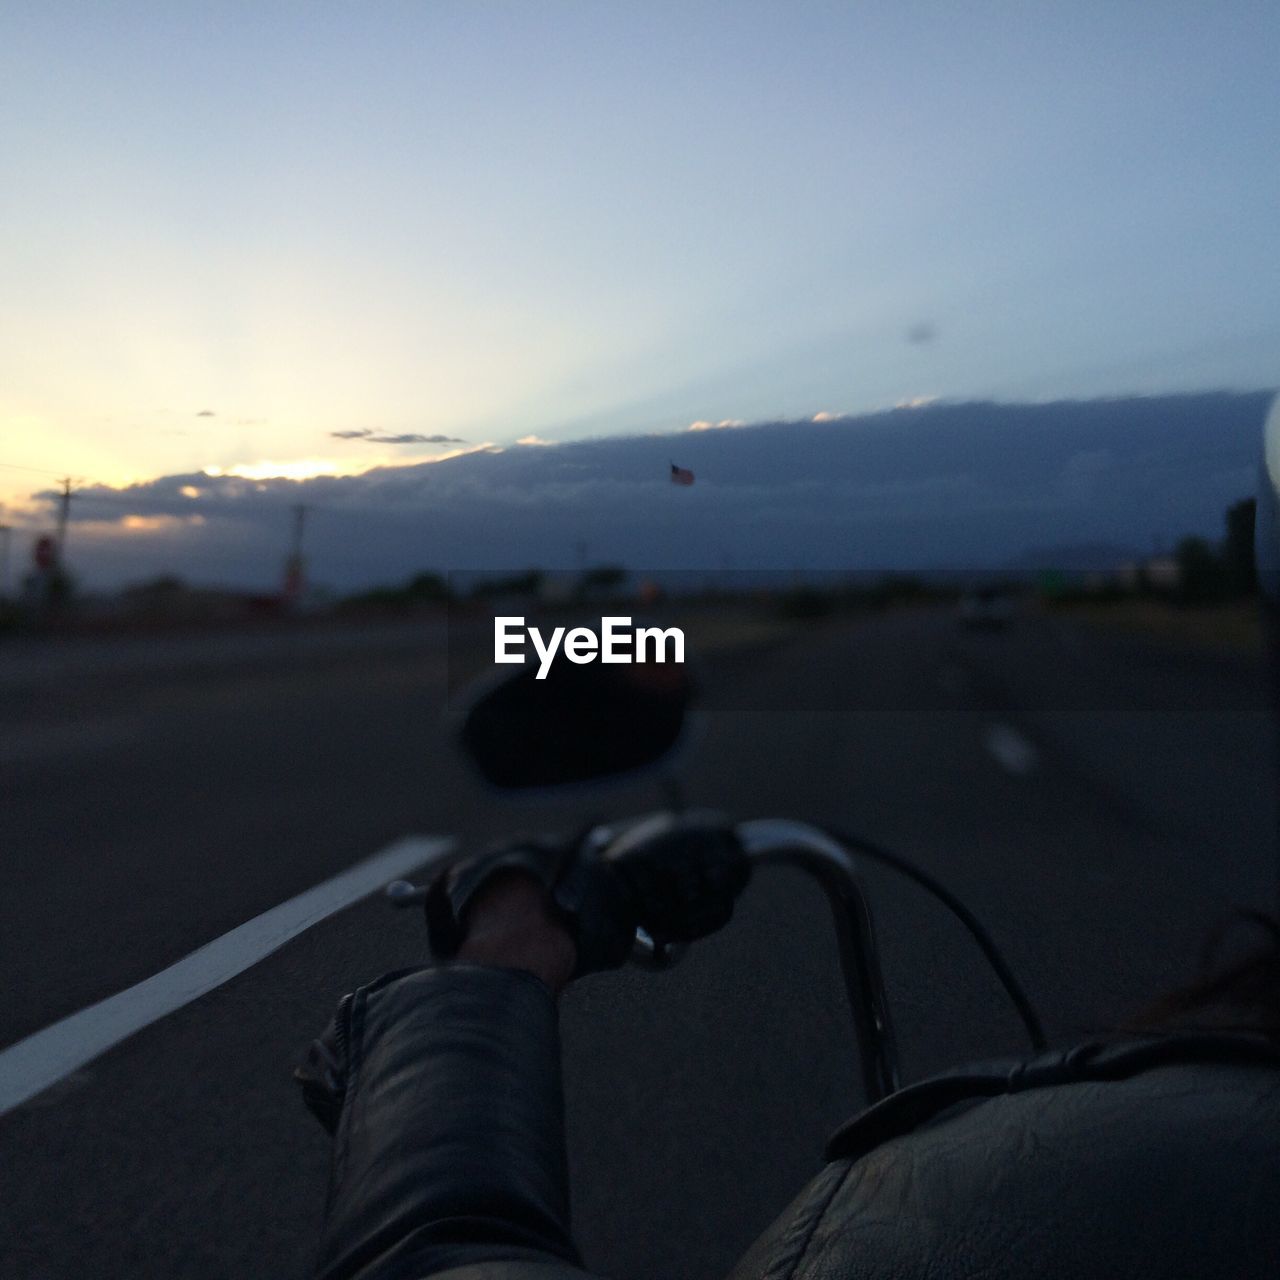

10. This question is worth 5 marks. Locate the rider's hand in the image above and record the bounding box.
[427,814,750,984]
[456,870,577,995]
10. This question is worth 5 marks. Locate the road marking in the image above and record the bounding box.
[0,834,454,1118]
[984,723,1039,776]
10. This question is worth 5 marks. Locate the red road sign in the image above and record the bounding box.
[34,536,56,570]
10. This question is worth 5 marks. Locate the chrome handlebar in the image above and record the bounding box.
[385,816,901,1103]
[735,820,899,1101]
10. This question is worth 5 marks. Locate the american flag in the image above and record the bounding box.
[670,461,695,486]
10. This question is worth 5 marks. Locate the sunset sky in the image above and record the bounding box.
[2,2,1277,523]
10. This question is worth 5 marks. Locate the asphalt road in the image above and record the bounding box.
[0,608,1274,1280]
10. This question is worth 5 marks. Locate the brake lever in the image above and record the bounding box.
[631,927,687,969]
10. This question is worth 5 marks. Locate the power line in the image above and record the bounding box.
[0,465,339,593]
[2,463,312,515]
[64,484,314,516]
[0,461,67,477]
[3,463,355,525]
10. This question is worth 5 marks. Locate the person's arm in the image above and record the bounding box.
[302,821,749,1280]
[304,875,591,1280]
[454,872,577,995]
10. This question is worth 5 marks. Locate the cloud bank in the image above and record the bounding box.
[35,391,1273,591]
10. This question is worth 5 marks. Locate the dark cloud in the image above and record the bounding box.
[330,428,466,445]
[906,322,938,345]
[196,409,216,417]
[61,392,1270,591]
[378,433,467,445]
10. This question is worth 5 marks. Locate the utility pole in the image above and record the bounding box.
[283,503,307,603]
[0,517,10,599]
[291,503,307,561]
[54,477,73,563]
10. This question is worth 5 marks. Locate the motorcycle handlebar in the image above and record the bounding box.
[386,816,901,1104]
[735,820,900,1101]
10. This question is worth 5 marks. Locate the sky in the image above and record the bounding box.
[1,2,1278,556]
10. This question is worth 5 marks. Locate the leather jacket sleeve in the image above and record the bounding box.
[299,965,592,1280]
[301,965,1280,1280]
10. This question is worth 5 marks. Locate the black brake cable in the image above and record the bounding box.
[819,824,1048,1052]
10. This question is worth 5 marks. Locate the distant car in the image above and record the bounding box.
[958,587,1016,630]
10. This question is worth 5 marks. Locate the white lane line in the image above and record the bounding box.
[0,834,454,1118]
[984,723,1039,776]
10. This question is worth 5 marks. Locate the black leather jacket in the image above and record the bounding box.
[298,966,1280,1280]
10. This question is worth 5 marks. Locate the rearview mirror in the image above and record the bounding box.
[457,658,692,789]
